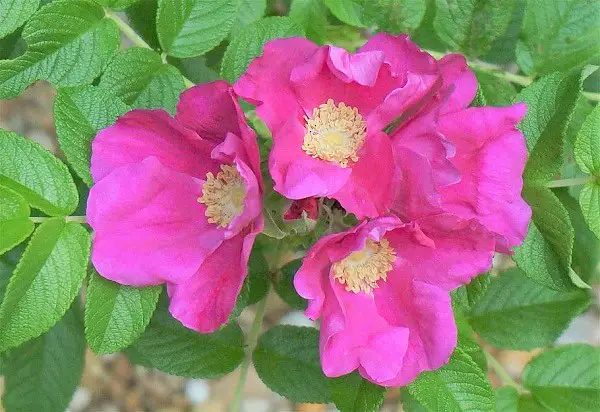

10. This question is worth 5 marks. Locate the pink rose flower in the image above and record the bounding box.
[87,81,263,333]
[294,216,495,386]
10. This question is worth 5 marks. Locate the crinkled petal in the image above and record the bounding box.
[234,37,320,132]
[91,109,214,181]
[88,157,223,286]
[437,54,477,115]
[439,104,531,251]
[167,226,260,333]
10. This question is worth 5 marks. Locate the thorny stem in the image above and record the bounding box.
[229,289,270,412]
[30,216,87,223]
[104,9,195,89]
[485,351,524,391]
[545,176,594,188]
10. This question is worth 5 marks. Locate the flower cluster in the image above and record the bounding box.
[88,34,530,386]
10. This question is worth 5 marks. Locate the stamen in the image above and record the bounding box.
[302,99,367,167]
[199,164,246,227]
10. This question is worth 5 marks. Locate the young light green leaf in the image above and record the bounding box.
[253,325,331,403]
[469,268,590,350]
[221,17,304,82]
[360,0,426,34]
[0,0,39,38]
[0,130,78,216]
[323,0,365,27]
[579,183,600,240]
[514,186,576,290]
[522,344,600,412]
[2,303,86,412]
[273,259,307,310]
[96,0,141,9]
[0,186,33,255]
[0,0,120,99]
[0,219,90,352]
[407,346,494,412]
[290,0,328,44]
[574,105,600,175]
[330,372,386,412]
[98,47,186,113]
[517,71,582,184]
[54,85,130,186]
[157,0,237,58]
[434,0,518,57]
[516,0,600,75]
[128,295,244,378]
[85,271,161,354]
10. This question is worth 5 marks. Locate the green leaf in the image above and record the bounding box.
[516,0,600,75]
[98,47,186,114]
[157,0,237,58]
[451,272,490,312]
[360,0,426,34]
[85,271,161,354]
[221,16,304,82]
[0,0,39,38]
[516,70,582,184]
[483,0,524,64]
[290,0,328,44]
[474,70,517,106]
[273,259,307,310]
[0,130,78,216]
[126,0,160,49]
[2,303,86,412]
[253,325,331,403]
[53,85,130,186]
[96,0,140,9]
[0,0,120,99]
[0,186,33,255]
[330,372,386,412]
[434,0,518,57]
[406,346,494,412]
[495,387,519,412]
[246,244,270,305]
[574,104,600,176]
[323,0,365,27]
[0,219,91,351]
[522,344,600,412]
[469,268,590,350]
[455,313,487,372]
[128,295,245,378]
[514,186,577,290]
[579,183,600,240]
[233,0,266,31]
[0,244,23,304]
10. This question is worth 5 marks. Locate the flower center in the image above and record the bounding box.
[302,99,367,167]
[333,238,396,293]
[199,164,246,227]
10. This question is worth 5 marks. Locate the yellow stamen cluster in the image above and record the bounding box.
[199,164,246,227]
[302,99,367,167]
[333,238,396,294]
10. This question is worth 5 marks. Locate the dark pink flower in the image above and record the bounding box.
[294,216,494,386]
[87,81,263,333]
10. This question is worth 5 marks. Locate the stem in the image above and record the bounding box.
[229,291,269,412]
[104,9,195,88]
[545,176,594,188]
[485,351,522,390]
[30,216,87,223]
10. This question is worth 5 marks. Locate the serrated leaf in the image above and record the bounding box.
[0,0,39,38]
[574,105,600,175]
[0,186,33,255]
[273,259,307,310]
[253,325,331,403]
[360,0,426,34]
[434,0,518,57]
[516,0,600,75]
[330,372,386,412]
[474,69,517,106]
[514,186,576,290]
[522,344,600,412]
[469,268,590,350]
[455,313,487,372]
[2,303,85,412]
[323,0,365,27]
[0,0,120,99]
[98,47,186,113]
[221,17,304,82]
[157,0,237,58]
[483,0,524,64]
[54,85,130,186]
[128,295,244,378]
[85,271,161,354]
[290,0,328,44]
[0,130,78,216]
[0,219,90,351]
[451,272,490,312]
[579,183,600,240]
[407,346,494,412]
[96,0,140,9]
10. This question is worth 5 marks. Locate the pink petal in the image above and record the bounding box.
[326,46,385,86]
[88,157,223,286]
[167,227,260,333]
[437,54,478,115]
[91,109,214,182]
